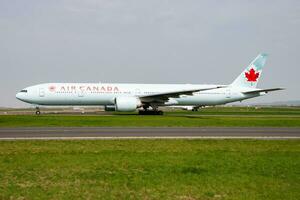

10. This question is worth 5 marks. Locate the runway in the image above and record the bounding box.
[0,127,299,140]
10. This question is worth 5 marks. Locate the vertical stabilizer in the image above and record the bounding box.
[231,53,268,88]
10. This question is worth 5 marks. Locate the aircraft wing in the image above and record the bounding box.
[242,88,284,94]
[139,86,225,103]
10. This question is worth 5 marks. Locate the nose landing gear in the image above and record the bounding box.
[35,107,41,115]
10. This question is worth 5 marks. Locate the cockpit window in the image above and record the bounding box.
[20,90,28,93]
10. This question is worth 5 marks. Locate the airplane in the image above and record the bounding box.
[16,53,284,115]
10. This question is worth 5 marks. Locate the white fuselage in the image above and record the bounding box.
[16,83,260,107]
[16,54,281,111]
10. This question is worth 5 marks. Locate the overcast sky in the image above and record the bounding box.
[1,0,299,107]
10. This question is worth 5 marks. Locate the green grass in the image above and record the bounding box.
[0,140,299,199]
[167,106,300,115]
[1,107,300,127]
[0,115,300,127]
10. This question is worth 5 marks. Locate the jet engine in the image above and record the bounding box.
[115,96,141,112]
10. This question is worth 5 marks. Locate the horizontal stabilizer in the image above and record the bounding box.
[242,88,284,94]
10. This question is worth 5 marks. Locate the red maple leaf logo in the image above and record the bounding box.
[245,68,260,82]
[49,86,56,92]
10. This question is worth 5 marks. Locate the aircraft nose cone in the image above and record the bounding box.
[16,92,21,100]
[16,92,24,101]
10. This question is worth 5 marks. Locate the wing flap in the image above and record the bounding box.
[140,86,225,103]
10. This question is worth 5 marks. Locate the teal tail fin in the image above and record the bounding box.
[231,53,268,88]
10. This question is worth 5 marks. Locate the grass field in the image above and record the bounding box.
[0,107,300,127]
[0,140,299,200]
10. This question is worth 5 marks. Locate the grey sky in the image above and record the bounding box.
[1,0,299,107]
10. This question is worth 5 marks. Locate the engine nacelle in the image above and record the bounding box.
[104,105,116,111]
[115,96,141,112]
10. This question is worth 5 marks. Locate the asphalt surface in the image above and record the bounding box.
[0,127,299,140]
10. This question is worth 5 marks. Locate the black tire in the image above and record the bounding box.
[139,110,163,115]
[158,111,163,115]
[36,110,41,115]
[138,110,143,115]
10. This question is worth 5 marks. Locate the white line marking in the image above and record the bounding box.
[0,136,299,140]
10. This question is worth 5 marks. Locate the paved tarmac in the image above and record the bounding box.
[0,127,299,140]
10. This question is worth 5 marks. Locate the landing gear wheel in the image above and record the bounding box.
[138,110,164,115]
[35,106,41,115]
[192,107,199,112]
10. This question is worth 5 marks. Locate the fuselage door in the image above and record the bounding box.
[78,89,84,97]
[39,88,45,97]
[135,88,141,95]
[226,89,231,98]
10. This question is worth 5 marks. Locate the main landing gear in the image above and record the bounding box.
[138,110,163,115]
[138,105,163,115]
[192,107,199,112]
